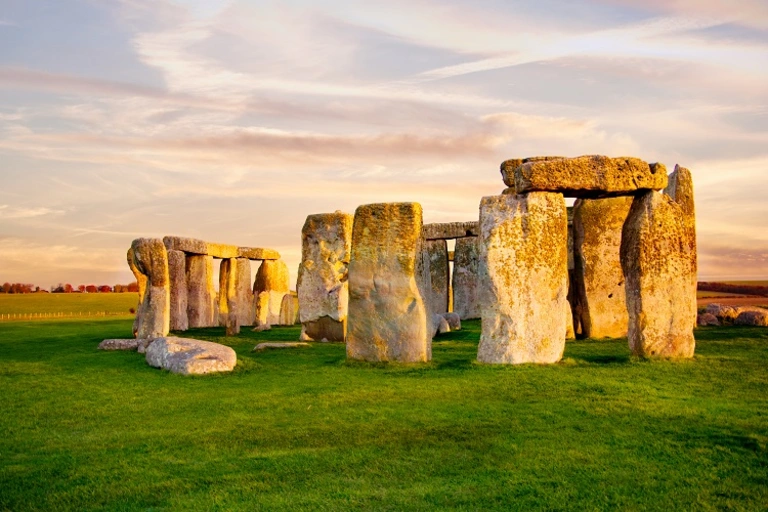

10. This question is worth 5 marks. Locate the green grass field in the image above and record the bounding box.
[0,293,137,316]
[1,318,766,511]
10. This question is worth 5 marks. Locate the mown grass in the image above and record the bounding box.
[0,293,137,315]
[0,319,766,511]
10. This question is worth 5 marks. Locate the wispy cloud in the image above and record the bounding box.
[0,205,64,219]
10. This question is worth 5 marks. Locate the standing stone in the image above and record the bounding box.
[186,255,216,328]
[452,237,480,320]
[128,238,170,340]
[665,164,697,328]
[423,239,450,316]
[235,258,254,326]
[621,190,697,358]
[254,291,271,330]
[347,203,430,363]
[296,212,353,341]
[127,247,148,337]
[477,192,568,364]
[572,196,633,338]
[279,293,299,326]
[167,250,188,331]
[219,258,254,330]
[253,259,290,326]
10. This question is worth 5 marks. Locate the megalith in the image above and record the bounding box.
[423,239,450,317]
[347,202,431,363]
[665,164,697,327]
[186,255,216,328]
[219,258,254,331]
[253,259,290,326]
[477,192,568,364]
[572,196,633,338]
[279,293,299,326]
[296,211,353,341]
[621,190,697,358]
[452,237,480,320]
[128,238,170,339]
[167,249,188,331]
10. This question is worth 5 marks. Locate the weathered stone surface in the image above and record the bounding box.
[347,203,431,362]
[432,314,451,337]
[145,337,236,375]
[500,156,566,188]
[572,196,633,338]
[442,312,461,331]
[423,239,450,317]
[279,293,299,326]
[510,155,668,198]
[565,301,575,340]
[237,247,280,260]
[253,259,290,326]
[167,250,188,331]
[665,164,697,327]
[129,238,170,340]
[705,303,740,322]
[127,247,148,337]
[423,221,479,240]
[253,291,271,330]
[621,191,697,358]
[735,309,768,326]
[697,313,720,326]
[296,212,353,341]
[186,255,216,328]
[98,339,140,351]
[218,258,253,330]
[477,192,568,364]
[163,236,238,259]
[452,237,481,320]
[253,342,310,351]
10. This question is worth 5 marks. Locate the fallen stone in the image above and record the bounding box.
[253,342,311,351]
[423,221,479,240]
[735,309,768,327]
[572,196,633,338]
[251,323,272,332]
[452,237,480,320]
[296,211,353,340]
[705,303,740,322]
[621,190,697,358]
[477,192,568,364]
[98,339,140,351]
[697,313,720,326]
[186,254,216,328]
[128,238,170,340]
[145,337,236,375]
[347,202,431,363]
[432,314,451,337]
[167,250,188,331]
[442,312,461,331]
[510,155,668,198]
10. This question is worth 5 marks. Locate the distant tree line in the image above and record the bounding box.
[1,282,139,294]
[697,282,768,297]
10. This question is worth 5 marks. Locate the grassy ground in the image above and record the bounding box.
[0,293,137,316]
[0,319,766,511]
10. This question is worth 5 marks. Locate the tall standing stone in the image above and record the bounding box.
[279,293,299,326]
[477,192,568,364]
[127,247,148,337]
[253,259,290,326]
[572,196,633,338]
[235,258,254,326]
[347,203,430,363]
[186,255,216,328]
[296,212,353,341]
[665,164,697,328]
[167,250,188,331]
[423,239,449,316]
[128,238,170,339]
[621,190,697,358]
[452,237,480,320]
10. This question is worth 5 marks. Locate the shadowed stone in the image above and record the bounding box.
[253,259,290,326]
[423,221,479,240]
[279,293,299,326]
[186,255,216,328]
[697,313,720,326]
[442,312,461,331]
[735,310,768,326]
[129,238,170,340]
[347,202,430,363]
[477,192,568,364]
[297,212,353,341]
[572,196,633,338]
[508,155,667,198]
[253,291,271,330]
[167,250,188,331]
[452,237,480,320]
[146,337,236,375]
[432,314,451,337]
[621,190,697,358]
[219,258,254,331]
[164,236,279,260]
[423,239,450,317]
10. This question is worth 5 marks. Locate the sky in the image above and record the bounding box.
[1,0,767,289]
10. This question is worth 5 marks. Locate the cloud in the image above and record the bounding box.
[0,205,64,219]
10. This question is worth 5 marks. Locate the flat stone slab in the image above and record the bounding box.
[98,339,140,351]
[253,342,311,351]
[503,155,668,198]
[145,337,236,375]
[163,236,279,260]
[423,222,479,240]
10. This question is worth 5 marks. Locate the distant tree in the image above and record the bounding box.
[52,283,64,293]
[127,281,139,293]
[2,283,10,293]
[77,285,86,293]
[98,285,112,293]
[64,284,74,293]
[85,285,97,293]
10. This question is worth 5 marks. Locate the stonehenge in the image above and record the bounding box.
[347,203,431,363]
[297,212,353,341]
[126,153,697,366]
